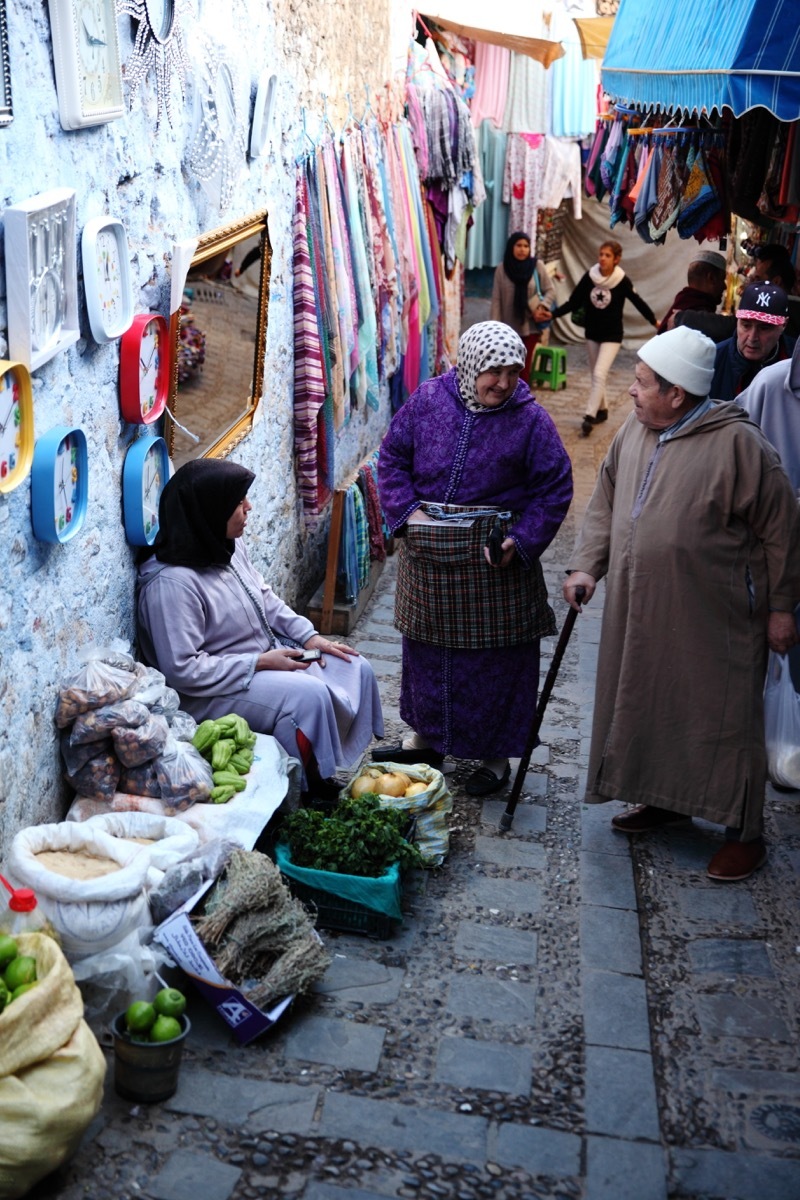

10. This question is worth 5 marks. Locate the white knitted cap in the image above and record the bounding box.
[638,326,717,397]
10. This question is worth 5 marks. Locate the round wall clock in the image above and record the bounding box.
[47,0,125,130]
[31,425,89,543]
[250,72,277,159]
[119,313,169,424]
[0,360,34,495]
[81,217,134,343]
[122,435,170,546]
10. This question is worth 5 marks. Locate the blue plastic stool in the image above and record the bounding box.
[528,345,567,390]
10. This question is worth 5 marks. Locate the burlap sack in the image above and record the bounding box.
[0,933,106,1200]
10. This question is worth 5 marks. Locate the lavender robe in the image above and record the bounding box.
[378,368,573,758]
[137,542,383,780]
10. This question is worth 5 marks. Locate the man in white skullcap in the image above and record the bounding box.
[563,327,800,882]
[657,248,728,337]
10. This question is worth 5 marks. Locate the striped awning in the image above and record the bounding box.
[601,0,800,121]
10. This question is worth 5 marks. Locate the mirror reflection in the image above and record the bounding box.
[166,212,271,466]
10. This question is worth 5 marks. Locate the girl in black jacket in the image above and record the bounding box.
[552,240,658,435]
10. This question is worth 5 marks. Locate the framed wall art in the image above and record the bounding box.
[4,188,80,372]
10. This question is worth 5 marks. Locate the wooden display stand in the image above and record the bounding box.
[305,459,389,635]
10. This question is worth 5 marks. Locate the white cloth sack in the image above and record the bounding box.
[80,811,200,875]
[5,822,151,959]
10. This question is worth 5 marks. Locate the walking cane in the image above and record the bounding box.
[499,587,585,832]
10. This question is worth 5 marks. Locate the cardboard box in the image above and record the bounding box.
[155,880,293,1045]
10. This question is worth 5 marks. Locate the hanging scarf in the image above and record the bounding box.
[649,143,687,240]
[676,145,721,239]
[292,164,327,520]
[502,231,536,322]
[455,320,525,410]
[153,459,254,567]
[358,464,386,563]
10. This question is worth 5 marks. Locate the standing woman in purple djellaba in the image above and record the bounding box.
[372,321,573,796]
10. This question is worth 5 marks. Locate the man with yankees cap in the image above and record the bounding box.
[710,280,795,401]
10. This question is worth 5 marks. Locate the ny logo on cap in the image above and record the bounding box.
[755,288,772,308]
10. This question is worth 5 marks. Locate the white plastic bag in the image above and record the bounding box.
[764,651,800,788]
[71,928,170,1028]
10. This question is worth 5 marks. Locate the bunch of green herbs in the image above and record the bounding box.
[279,794,423,877]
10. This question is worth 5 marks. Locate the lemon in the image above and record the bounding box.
[153,987,186,1019]
[125,1000,156,1034]
[3,955,36,992]
[149,1014,182,1043]
[10,981,37,1002]
[0,934,18,972]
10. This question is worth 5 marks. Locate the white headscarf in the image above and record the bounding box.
[456,321,526,411]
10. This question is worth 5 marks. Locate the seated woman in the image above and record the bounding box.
[136,459,384,791]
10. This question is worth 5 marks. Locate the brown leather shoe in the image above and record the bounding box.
[707,837,767,882]
[611,804,691,834]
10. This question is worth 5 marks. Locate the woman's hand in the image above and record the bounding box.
[484,537,516,569]
[304,633,360,666]
[563,572,596,611]
[533,304,551,324]
[256,648,311,672]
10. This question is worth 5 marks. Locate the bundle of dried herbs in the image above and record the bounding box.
[193,849,330,1008]
[278,794,424,877]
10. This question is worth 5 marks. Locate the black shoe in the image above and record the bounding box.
[371,742,444,767]
[464,761,511,796]
[594,409,608,422]
[580,418,593,437]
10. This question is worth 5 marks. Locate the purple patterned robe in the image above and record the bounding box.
[378,368,573,758]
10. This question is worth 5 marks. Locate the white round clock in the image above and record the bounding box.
[250,72,277,159]
[81,217,134,343]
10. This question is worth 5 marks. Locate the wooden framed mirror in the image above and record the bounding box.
[165,210,271,465]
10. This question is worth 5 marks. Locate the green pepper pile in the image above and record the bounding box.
[192,714,257,803]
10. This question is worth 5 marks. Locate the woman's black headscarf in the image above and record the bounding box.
[153,459,255,567]
[503,231,536,322]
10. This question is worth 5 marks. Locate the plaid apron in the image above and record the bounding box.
[395,505,556,649]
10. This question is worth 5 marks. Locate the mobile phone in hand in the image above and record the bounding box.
[486,521,504,566]
[298,648,322,662]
